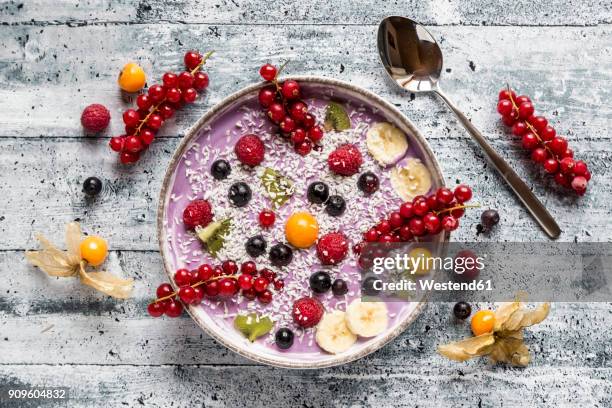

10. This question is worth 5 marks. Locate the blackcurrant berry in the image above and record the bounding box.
[269,243,293,267]
[245,235,267,258]
[309,271,332,294]
[331,279,348,296]
[275,328,294,350]
[228,182,252,207]
[325,195,346,217]
[211,159,231,180]
[453,301,472,320]
[357,172,379,195]
[82,177,102,196]
[480,209,500,231]
[307,181,329,204]
[362,276,381,296]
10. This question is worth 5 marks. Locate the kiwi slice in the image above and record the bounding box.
[324,101,351,131]
[234,313,274,342]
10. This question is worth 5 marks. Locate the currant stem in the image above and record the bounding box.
[189,50,215,76]
[434,203,481,216]
[152,274,238,303]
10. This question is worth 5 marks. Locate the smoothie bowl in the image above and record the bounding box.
[157,76,445,368]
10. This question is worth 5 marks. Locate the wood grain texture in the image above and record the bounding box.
[1,1,611,406]
[2,0,611,25]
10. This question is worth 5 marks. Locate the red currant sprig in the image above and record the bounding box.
[110,50,214,164]
[497,86,590,195]
[354,185,477,267]
[147,260,284,318]
[257,62,324,156]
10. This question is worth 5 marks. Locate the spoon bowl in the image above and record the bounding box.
[377,16,561,239]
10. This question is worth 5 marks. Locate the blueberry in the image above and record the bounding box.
[309,271,332,294]
[245,235,267,257]
[275,328,294,350]
[357,172,379,195]
[82,177,102,196]
[331,279,348,296]
[211,159,231,180]
[453,301,472,320]
[362,276,381,296]
[480,209,500,230]
[325,195,346,216]
[307,181,329,204]
[269,243,293,267]
[228,182,252,207]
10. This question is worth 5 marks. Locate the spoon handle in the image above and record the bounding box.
[433,88,561,239]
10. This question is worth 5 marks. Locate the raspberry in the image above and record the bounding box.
[327,144,363,176]
[316,232,349,265]
[182,199,213,230]
[292,297,324,328]
[234,134,265,166]
[81,104,110,133]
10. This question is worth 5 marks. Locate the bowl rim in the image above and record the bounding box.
[157,75,446,369]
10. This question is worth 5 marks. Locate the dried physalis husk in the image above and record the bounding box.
[438,301,550,367]
[25,222,133,299]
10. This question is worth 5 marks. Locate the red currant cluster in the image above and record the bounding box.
[110,50,213,164]
[497,87,590,195]
[147,260,284,318]
[257,63,324,156]
[353,185,474,264]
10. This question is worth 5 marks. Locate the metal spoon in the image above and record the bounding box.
[377,16,560,239]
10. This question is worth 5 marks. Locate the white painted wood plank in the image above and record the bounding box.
[2,0,611,25]
[0,25,609,139]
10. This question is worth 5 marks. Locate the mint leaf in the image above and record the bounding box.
[196,218,231,257]
[260,168,294,208]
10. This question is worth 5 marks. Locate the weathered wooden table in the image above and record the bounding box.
[1,1,611,406]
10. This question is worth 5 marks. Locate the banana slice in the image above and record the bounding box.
[390,158,432,201]
[345,299,389,338]
[315,310,357,354]
[366,122,409,166]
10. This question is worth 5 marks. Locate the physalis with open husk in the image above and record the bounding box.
[438,300,550,367]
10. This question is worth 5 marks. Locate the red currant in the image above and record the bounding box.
[389,211,403,228]
[166,87,182,103]
[193,72,209,90]
[147,114,163,130]
[109,136,125,152]
[136,94,152,110]
[178,286,197,304]
[165,299,183,317]
[259,64,277,81]
[280,116,297,133]
[441,215,459,232]
[222,260,238,275]
[174,268,191,286]
[376,220,392,234]
[540,126,556,141]
[561,148,574,158]
[364,228,380,242]
[273,279,284,291]
[454,185,472,202]
[423,213,441,233]
[515,95,531,105]
[197,264,214,281]
[543,158,559,173]
[559,157,575,174]
[192,287,204,304]
[512,121,528,136]
[156,283,174,298]
[124,135,143,153]
[571,176,587,194]
[258,290,273,304]
[147,302,166,317]
[281,80,300,100]
[218,278,238,298]
[148,84,165,102]
[308,126,324,143]
[554,172,570,187]
[530,147,548,163]
[549,137,568,155]
[123,109,140,127]
[435,188,454,205]
[204,281,219,297]
[409,217,426,236]
[413,199,430,216]
[240,261,257,275]
[178,72,195,89]
[260,268,277,282]
[497,99,513,116]
[301,113,315,129]
[253,277,269,293]
[242,288,257,300]
[267,103,285,123]
[573,160,588,177]
[529,116,548,131]
[184,51,202,70]
[295,139,312,155]
[502,112,518,126]
[159,103,175,119]
[518,102,534,119]
[258,87,276,107]
[399,225,412,240]
[498,89,516,101]
[379,234,394,243]
[238,274,253,291]
[289,101,307,121]
[213,265,224,277]
[290,128,306,144]
[182,88,198,103]
[162,72,179,88]
[120,151,140,164]
[258,209,275,228]
[521,132,539,150]
[399,202,414,218]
